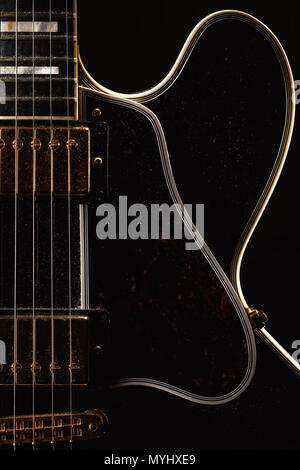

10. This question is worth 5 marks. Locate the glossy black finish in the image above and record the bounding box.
[142,19,300,360]
[147,20,286,275]
[77,0,299,451]
[82,89,250,398]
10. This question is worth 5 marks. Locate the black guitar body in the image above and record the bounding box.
[81,89,254,401]
[146,19,287,275]
[80,15,288,277]
[79,10,297,374]
[134,17,298,369]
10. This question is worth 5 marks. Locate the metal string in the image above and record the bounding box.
[31,0,36,449]
[66,0,73,447]
[49,0,55,450]
[13,0,18,451]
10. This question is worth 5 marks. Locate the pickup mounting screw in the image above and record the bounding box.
[49,139,60,151]
[92,108,102,118]
[30,362,42,373]
[49,362,61,372]
[66,139,78,149]
[68,362,80,371]
[93,157,103,166]
[89,423,99,432]
[12,139,23,151]
[0,139,5,150]
[30,139,42,151]
[10,362,22,373]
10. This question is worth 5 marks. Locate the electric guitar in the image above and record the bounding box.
[0,1,258,448]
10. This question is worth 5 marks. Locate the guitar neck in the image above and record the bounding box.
[0,0,78,120]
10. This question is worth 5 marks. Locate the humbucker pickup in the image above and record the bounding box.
[0,126,90,195]
[0,409,108,445]
[0,310,99,385]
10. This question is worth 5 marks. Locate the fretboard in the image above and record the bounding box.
[0,0,77,120]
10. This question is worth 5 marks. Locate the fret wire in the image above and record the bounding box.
[0,56,76,63]
[2,97,77,101]
[0,57,77,61]
[0,34,76,40]
[0,12,75,18]
[1,77,77,81]
[0,115,77,120]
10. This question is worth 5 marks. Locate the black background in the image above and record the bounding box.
[77,1,299,451]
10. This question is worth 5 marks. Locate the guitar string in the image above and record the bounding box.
[49,0,55,450]
[13,0,18,450]
[32,0,36,449]
[66,0,73,447]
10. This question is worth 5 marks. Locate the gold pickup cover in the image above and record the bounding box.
[0,313,89,385]
[0,127,90,194]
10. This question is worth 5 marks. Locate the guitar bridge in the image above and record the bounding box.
[0,409,108,446]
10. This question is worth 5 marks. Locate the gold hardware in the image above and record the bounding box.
[30,139,42,151]
[93,157,103,166]
[92,108,102,117]
[69,362,80,371]
[0,139,5,150]
[0,127,90,195]
[0,312,89,385]
[246,306,268,330]
[12,138,23,151]
[10,362,22,373]
[66,138,78,149]
[88,422,99,431]
[0,409,108,445]
[49,138,60,151]
[72,417,82,426]
[35,420,44,429]
[30,362,42,373]
[54,419,63,428]
[49,362,61,373]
